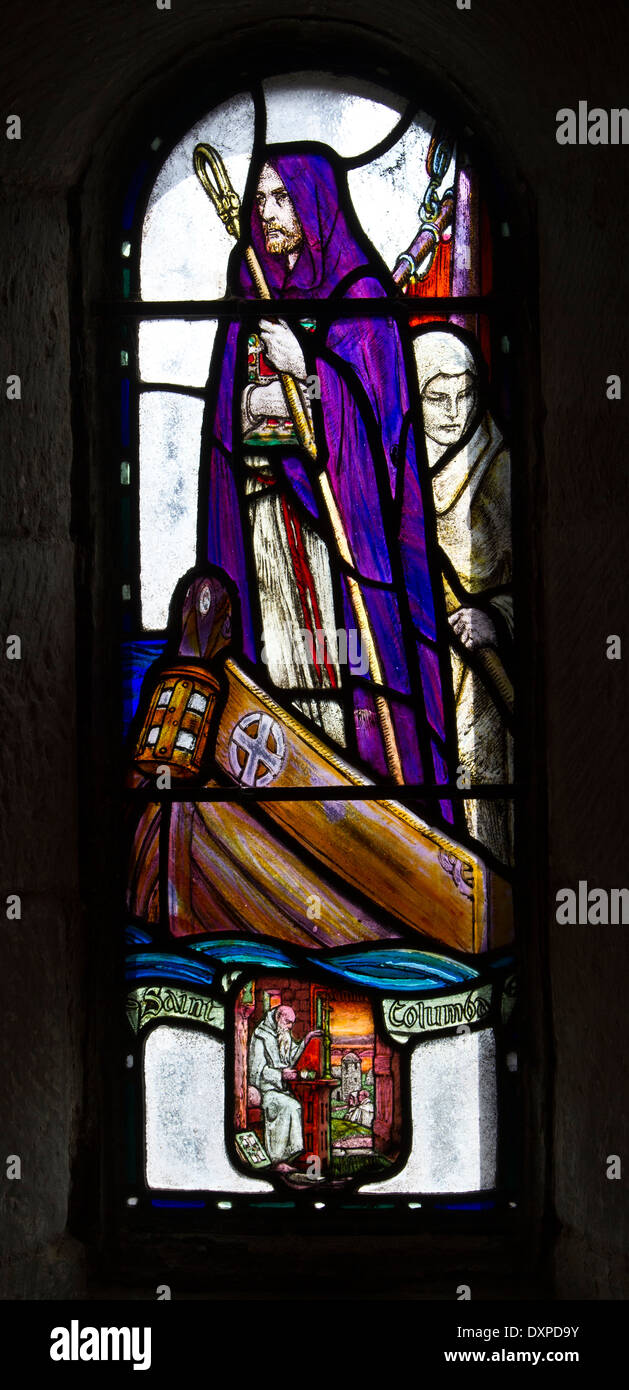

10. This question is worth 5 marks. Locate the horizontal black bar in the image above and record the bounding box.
[94,294,506,320]
[136,381,209,398]
[125,782,518,802]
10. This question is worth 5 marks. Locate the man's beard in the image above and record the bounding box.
[264,224,302,257]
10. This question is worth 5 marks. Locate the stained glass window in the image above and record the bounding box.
[119,71,517,1217]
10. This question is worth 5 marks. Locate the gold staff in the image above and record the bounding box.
[479,649,514,716]
[194,142,405,783]
[193,144,316,458]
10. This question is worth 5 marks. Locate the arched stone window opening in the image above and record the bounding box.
[73,33,546,1286]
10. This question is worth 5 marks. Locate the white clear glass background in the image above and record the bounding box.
[362,1029,497,1195]
[144,1026,273,1192]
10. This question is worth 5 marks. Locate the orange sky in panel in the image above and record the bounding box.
[329,1000,373,1071]
[329,999,373,1041]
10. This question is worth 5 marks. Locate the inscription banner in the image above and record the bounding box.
[382,982,494,1041]
[126,985,224,1034]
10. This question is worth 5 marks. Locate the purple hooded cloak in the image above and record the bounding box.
[202,147,452,796]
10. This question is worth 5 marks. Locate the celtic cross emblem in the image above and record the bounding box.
[228,711,286,787]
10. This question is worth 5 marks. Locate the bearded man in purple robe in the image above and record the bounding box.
[200,145,455,797]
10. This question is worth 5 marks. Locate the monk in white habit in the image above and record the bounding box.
[248,1006,320,1167]
[414,329,513,865]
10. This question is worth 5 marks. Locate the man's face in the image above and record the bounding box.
[256,164,303,258]
[276,1007,296,1035]
[421,371,477,449]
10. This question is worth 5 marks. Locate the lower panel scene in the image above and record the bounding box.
[124,792,517,1209]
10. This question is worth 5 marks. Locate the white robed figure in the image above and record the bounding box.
[347,1089,375,1128]
[414,329,514,866]
[248,1006,320,1166]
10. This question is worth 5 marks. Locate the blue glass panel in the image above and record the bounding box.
[121,379,130,446]
[305,946,479,993]
[123,160,149,229]
[150,1200,207,1209]
[126,924,153,946]
[126,952,217,988]
[189,939,295,970]
[121,639,167,738]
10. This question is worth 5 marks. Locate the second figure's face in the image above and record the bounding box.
[276,1006,296,1035]
[421,370,478,450]
[256,164,303,257]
